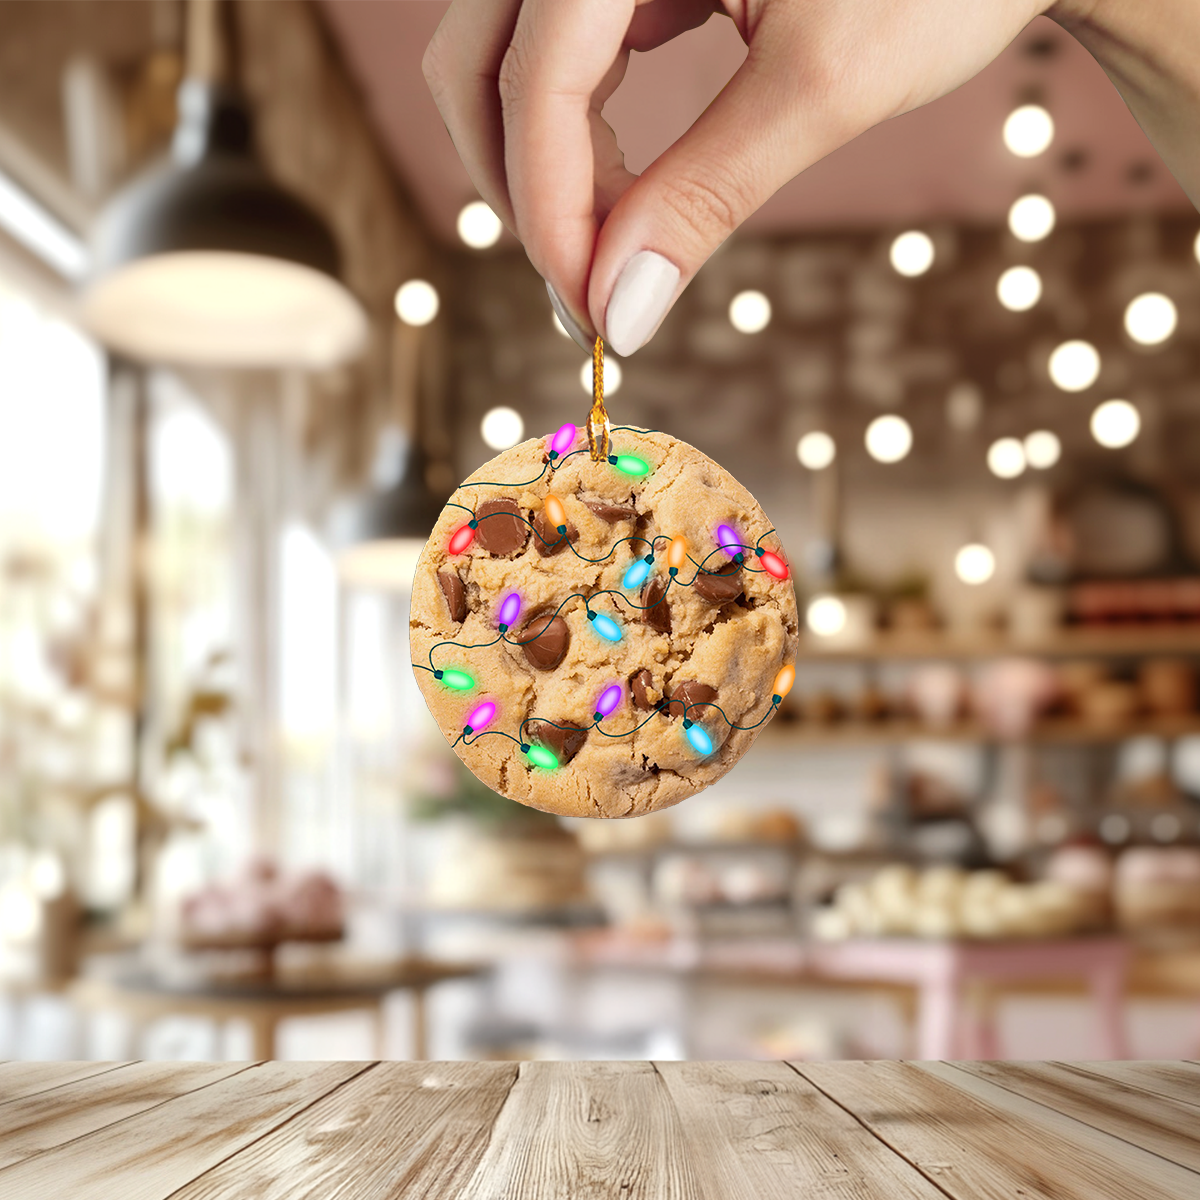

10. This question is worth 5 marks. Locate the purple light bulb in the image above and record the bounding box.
[595,683,624,719]
[497,593,522,629]
[716,524,742,557]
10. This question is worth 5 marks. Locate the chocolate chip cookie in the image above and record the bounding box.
[409,427,799,818]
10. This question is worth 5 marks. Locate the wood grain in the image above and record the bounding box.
[0,1061,129,1105]
[459,1061,701,1200]
[170,1062,518,1200]
[0,1061,368,1200]
[1057,1061,1200,1110]
[799,1059,1200,1200]
[654,1060,944,1200]
[955,1061,1200,1173]
[0,1061,249,1170]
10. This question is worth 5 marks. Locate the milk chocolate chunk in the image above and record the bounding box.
[665,680,717,720]
[585,500,638,524]
[693,561,743,604]
[437,570,466,623]
[525,719,588,764]
[641,577,671,633]
[475,499,528,556]
[630,668,656,711]
[533,508,579,558]
[519,613,570,670]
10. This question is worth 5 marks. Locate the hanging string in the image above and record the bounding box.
[587,336,610,462]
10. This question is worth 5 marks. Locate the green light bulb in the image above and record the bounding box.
[611,455,650,477]
[526,745,558,770]
[440,669,475,692]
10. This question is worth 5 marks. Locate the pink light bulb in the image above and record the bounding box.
[465,701,496,733]
[550,424,578,457]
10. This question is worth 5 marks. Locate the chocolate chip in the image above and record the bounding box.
[525,719,588,764]
[585,500,638,524]
[641,577,671,633]
[630,668,656,711]
[693,561,743,604]
[533,508,579,558]
[475,499,528,556]
[664,680,718,720]
[437,570,466,623]
[519,613,570,671]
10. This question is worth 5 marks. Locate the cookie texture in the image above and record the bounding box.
[410,428,799,818]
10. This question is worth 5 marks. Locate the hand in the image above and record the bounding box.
[424,0,1200,357]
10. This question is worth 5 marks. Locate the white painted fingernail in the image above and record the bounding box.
[546,281,593,351]
[604,250,680,356]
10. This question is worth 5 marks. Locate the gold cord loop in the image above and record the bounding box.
[587,336,610,462]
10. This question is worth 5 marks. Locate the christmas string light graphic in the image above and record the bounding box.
[413,340,796,774]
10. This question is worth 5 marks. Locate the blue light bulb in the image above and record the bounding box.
[685,722,713,756]
[623,560,652,589]
[590,612,623,642]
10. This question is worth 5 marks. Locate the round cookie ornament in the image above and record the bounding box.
[410,340,799,818]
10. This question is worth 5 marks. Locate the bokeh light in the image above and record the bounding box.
[580,355,621,395]
[997,265,1042,312]
[456,201,502,249]
[1091,399,1140,448]
[987,437,1026,479]
[1024,430,1061,469]
[1003,104,1054,157]
[1048,340,1100,392]
[480,406,524,450]
[889,231,935,277]
[394,279,439,326]
[1124,292,1177,345]
[729,290,772,333]
[796,431,836,470]
[955,543,996,585]
[865,415,913,463]
[1008,194,1055,242]
[806,595,847,638]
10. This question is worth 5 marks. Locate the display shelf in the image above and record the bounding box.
[794,624,1200,663]
[759,712,1200,747]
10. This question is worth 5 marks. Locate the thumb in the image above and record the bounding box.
[590,17,859,355]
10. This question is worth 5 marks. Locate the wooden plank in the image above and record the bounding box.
[798,1059,1199,1200]
[0,1061,251,1170]
[170,1062,517,1200]
[0,1060,369,1200]
[458,1061,700,1200]
[0,1061,131,1105]
[955,1061,1200,1173]
[654,1060,947,1200]
[1073,1062,1200,1110]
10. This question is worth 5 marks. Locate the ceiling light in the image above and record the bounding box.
[81,70,365,368]
[729,289,771,333]
[1003,104,1054,157]
[580,355,621,395]
[889,231,934,277]
[395,279,439,326]
[1124,292,1177,345]
[806,595,847,638]
[997,265,1042,311]
[797,431,836,470]
[1090,399,1140,448]
[456,200,502,249]
[865,415,912,463]
[481,406,524,450]
[1024,430,1061,469]
[955,543,995,585]
[1048,340,1100,391]
[1008,194,1055,242]
[987,437,1026,479]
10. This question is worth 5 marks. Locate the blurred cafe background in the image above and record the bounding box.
[3,0,1200,1064]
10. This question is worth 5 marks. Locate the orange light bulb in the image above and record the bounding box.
[667,535,689,572]
[544,495,567,531]
[772,664,795,701]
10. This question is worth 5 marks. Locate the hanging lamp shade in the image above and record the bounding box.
[330,432,447,590]
[80,7,366,368]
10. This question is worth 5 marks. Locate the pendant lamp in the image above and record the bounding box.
[80,0,366,368]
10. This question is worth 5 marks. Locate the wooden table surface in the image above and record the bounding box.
[1,1059,1198,1198]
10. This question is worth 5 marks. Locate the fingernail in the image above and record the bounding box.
[546,281,593,352]
[604,250,680,356]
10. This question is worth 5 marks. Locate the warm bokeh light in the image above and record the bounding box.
[987,437,1026,479]
[456,201,502,249]
[1007,194,1055,242]
[796,430,836,470]
[997,265,1042,312]
[1048,340,1100,392]
[729,290,772,333]
[552,311,570,337]
[889,231,934,277]
[955,543,996,585]
[865,415,912,463]
[1003,104,1054,157]
[1195,229,1200,265]
[394,279,439,326]
[580,355,621,395]
[1091,398,1140,448]
[480,406,524,450]
[1124,292,1177,345]
[806,595,847,638]
[1024,430,1061,469]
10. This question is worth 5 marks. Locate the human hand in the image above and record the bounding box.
[423,0,1197,357]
